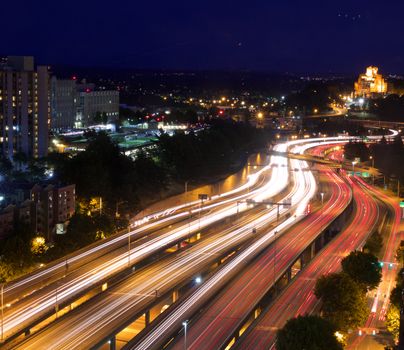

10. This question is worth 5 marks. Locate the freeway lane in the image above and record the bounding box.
[1,147,286,341]
[236,175,380,349]
[9,152,295,350]
[126,152,318,350]
[167,165,350,350]
[5,153,271,304]
[2,136,352,347]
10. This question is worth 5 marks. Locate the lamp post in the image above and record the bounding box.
[274,231,278,288]
[352,161,357,177]
[128,226,131,268]
[369,156,374,185]
[182,321,188,350]
[1,283,3,343]
[55,283,59,319]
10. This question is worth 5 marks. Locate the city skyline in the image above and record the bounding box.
[3,0,404,73]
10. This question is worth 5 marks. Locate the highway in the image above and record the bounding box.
[7,142,299,349]
[125,143,329,350]
[165,165,351,350]
[236,174,380,349]
[1,147,289,341]
[2,136,358,348]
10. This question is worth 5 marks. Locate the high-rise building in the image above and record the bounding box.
[50,77,77,131]
[76,87,119,127]
[354,66,388,98]
[51,78,119,128]
[0,56,50,159]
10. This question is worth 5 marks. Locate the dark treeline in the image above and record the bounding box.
[344,135,404,183]
[285,83,334,113]
[158,120,268,181]
[369,94,404,121]
[303,118,367,136]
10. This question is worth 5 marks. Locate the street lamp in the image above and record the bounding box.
[369,156,375,185]
[128,226,131,268]
[369,156,374,168]
[1,283,3,343]
[182,320,188,350]
[352,161,357,177]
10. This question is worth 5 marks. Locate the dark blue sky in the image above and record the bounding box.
[4,0,404,73]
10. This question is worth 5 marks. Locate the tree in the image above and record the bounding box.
[389,268,404,308]
[364,231,383,257]
[94,111,108,124]
[56,132,141,210]
[276,315,343,350]
[341,251,382,291]
[314,272,368,331]
[344,141,370,162]
[396,241,404,268]
[50,212,116,256]
[386,304,400,341]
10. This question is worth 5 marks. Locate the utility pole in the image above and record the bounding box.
[55,283,59,319]
[128,226,131,268]
[182,321,188,350]
[1,283,3,343]
[198,194,208,230]
[274,231,278,289]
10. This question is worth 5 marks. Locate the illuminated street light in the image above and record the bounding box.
[320,192,324,206]
[182,320,188,350]
[195,276,202,284]
[257,112,263,119]
[352,161,357,177]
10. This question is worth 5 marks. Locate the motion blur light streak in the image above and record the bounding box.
[236,176,379,350]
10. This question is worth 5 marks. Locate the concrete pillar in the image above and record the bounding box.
[300,256,305,269]
[110,336,116,350]
[320,233,325,249]
[145,311,150,327]
[287,268,292,282]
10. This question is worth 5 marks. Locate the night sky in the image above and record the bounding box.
[4,0,404,73]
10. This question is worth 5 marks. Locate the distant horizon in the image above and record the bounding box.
[18,61,392,78]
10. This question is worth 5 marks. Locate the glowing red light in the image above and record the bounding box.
[85,88,91,93]
[72,75,77,80]
[219,110,224,115]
